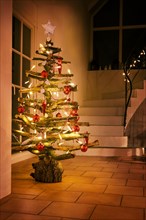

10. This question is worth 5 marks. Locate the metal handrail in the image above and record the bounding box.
[123,48,146,129]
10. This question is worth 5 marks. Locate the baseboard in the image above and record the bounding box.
[11,151,35,164]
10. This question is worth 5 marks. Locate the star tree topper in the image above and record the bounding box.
[42,20,56,39]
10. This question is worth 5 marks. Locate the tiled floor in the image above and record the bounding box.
[0,156,146,220]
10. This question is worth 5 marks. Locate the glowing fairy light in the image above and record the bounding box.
[28,82,33,88]
[31,65,36,70]
[76,139,83,145]
[43,132,47,139]
[39,44,45,52]
[64,111,68,116]
[34,129,37,134]
[67,69,71,74]
[46,50,52,55]
[25,81,29,84]
[69,82,75,87]
[29,91,33,95]
[59,134,62,140]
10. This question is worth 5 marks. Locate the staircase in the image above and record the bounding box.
[75,81,146,157]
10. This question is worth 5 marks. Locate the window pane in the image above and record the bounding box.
[23,24,31,57]
[22,57,30,87]
[12,16,21,51]
[12,52,20,85]
[93,30,119,69]
[122,29,146,66]
[93,0,119,28]
[123,0,146,25]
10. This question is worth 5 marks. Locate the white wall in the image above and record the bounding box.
[0,0,12,199]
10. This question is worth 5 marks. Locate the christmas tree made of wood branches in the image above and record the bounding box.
[12,21,98,182]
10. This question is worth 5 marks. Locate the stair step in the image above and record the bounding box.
[82,98,125,107]
[80,115,124,126]
[74,147,144,157]
[89,135,127,147]
[80,125,124,136]
[79,106,124,116]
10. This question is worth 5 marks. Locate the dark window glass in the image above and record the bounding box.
[93,30,119,69]
[23,24,31,57]
[122,29,146,65]
[93,0,119,27]
[22,57,30,87]
[12,16,21,51]
[123,0,146,25]
[12,87,19,119]
[12,52,20,85]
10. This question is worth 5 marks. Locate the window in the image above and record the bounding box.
[90,0,146,70]
[12,16,32,146]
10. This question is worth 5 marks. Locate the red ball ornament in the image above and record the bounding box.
[72,124,80,132]
[33,114,40,122]
[81,144,88,152]
[63,85,71,95]
[56,112,62,118]
[36,143,44,151]
[18,105,25,113]
[41,70,48,78]
[70,109,78,116]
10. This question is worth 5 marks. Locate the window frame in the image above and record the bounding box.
[90,0,146,70]
[12,14,34,146]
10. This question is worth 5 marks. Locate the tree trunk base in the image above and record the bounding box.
[30,157,64,183]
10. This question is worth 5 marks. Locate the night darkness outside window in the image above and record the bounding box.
[91,0,146,70]
[12,16,31,147]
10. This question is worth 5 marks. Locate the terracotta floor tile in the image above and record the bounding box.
[130,169,146,174]
[75,166,103,171]
[63,175,95,183]
[83,171,113,178]
[67,183,107,193]
[131,164,145,169]
[77,192,122,206]
[40,201,95,219]
[93,177,126,186]
[127,179,146,187]
[144,187,146,196]
[90,205,144,220]
[12,187,44,196]
[102,167,129,173]
[105,185,143,196]
[0,212,12,220]
[112,172,144,180]
[10,193,36,200]
[6,213,61,220]
[122,195,146,208]
[0,198,51,214]
[1,156,146,220]
[63,170,85,176]
[117,164,132,169]
[32,182,72,191]
[35,190,82,202]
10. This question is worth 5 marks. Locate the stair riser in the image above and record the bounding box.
[80,126,124,136]
[80,115,124,126]
[79,107,124,116]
